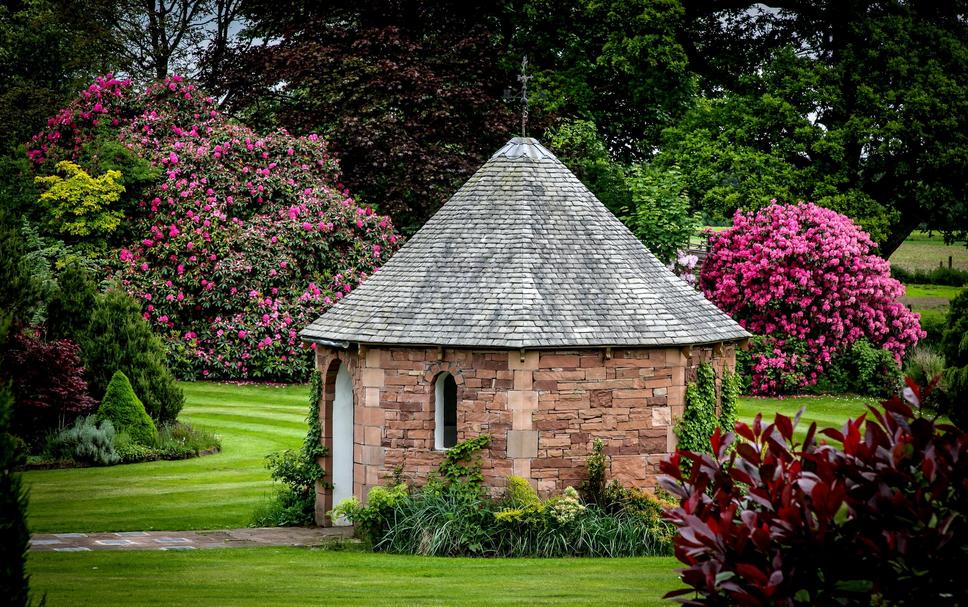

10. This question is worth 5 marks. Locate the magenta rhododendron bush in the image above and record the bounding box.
[700,202,922,394]
[29,75,400,380]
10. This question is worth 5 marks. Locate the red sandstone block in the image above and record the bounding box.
[533,416,575,430]
[532,457,579,469]
[541,435,571,448]
[513,370,533,390]
[584,367,606,381]
[533,380,557,391]
[362,407,384,426]
[538,479,558,494]
[612,389,653,399]
[580,355,603,368]
[385,374,418,386]
[539,354,581,368]
[610,455,647,480]
[533,370,586,382]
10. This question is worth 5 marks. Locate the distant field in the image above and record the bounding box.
[697,228,967,273]
[890,231,968,273]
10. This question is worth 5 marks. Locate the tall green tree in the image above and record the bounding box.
[517,0,694,160]
[216,0,693,231]
[663,0,968,256]
[0,317,31,607]
[0,0,124,154]
[0,214,39,607]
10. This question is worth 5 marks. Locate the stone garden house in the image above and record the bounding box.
[300,137,749,523]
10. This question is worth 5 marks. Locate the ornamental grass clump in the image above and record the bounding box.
[28,74,401,381]
[701,201,923,395]
[331,437,675,558]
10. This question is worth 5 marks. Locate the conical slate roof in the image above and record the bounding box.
[300,137,750,349]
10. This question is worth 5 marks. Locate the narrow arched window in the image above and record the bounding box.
[434,372,458,450]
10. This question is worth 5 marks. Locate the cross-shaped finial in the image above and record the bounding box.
[517,55,532,137]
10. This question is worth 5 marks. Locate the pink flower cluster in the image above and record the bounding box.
[29,75,401,381]
[700,202,924,395]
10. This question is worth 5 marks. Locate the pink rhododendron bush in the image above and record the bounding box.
[700,202,923,395]
[29,75,400,380]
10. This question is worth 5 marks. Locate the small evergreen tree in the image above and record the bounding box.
[942,290,968,427]
[0,316,32,607]
[96,371,156,446]
[45,259,97,343]
[81,289,183,424]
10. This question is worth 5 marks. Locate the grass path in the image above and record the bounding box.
[24,382,307,533]
[29,548,681,606]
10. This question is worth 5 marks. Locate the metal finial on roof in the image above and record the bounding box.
[517,55,532,137]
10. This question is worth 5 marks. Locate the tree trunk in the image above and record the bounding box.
[879,214,920,260]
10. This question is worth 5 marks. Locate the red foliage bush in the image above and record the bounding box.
[4,332,97,442]
[660,380,968,606]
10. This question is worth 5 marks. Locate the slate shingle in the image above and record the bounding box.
[300,138,750,348]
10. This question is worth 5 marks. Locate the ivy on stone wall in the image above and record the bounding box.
[718,369,740,435]
[675,363,738,454]
[302,370,328,487]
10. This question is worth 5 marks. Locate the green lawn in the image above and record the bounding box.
[889,231,968,273]
[738,393,875,440]
[902,283,965,301]
[25,382,308,533]
[28,548,680,606]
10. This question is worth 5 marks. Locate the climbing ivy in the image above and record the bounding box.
[718,368,740,435]
[675,362,729,454]
[674,363,742,453]
[302,370,328,482]
[436,434,491,489]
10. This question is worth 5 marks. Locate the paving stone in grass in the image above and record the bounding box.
[95,539,139,546]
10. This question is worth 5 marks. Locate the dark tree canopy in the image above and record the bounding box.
[219,0,517,233]
[515,0,694,160]
[0,0,123,153]
[215,0,695,231]
[665,0,968,255]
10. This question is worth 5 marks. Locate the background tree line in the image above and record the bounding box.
[2,0,966,248]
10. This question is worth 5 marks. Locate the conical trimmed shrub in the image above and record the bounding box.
[96,371,156,446]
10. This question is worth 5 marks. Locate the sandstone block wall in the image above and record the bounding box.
[313,343,737,520]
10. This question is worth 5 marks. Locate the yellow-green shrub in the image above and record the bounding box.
[35,161,124,238]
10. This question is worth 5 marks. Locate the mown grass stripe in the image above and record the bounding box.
[26,381,307,532]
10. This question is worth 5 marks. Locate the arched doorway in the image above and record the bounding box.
[331,363,354,525]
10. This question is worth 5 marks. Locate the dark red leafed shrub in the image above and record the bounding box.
[659,380,968,606]
[4,332,97,443]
